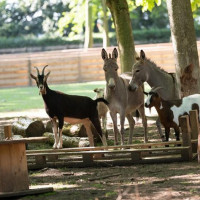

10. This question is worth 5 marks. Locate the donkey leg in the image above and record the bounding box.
[119,112,126,145]
[126,114,135,144]
[110,112,120,145]
[138,105,148,143]
[156,117,165,141]
[51,118,58,149]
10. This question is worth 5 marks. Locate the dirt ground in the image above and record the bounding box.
[1,110,200,200]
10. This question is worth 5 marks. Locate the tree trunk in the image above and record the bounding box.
[106,0,135,72]
[166,0,200,97]
[84,0,93,48]
[101,0,110,47]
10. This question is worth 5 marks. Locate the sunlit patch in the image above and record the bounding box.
[30,183,79,190]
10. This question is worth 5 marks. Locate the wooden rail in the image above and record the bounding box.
[0,42,200,88]
[25,110,200,169]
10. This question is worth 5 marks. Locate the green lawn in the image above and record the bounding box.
[0,81,106,112]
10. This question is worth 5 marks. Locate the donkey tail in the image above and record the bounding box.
[95,98,109,105]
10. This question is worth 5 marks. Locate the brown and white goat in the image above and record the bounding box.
[30,65,108,149]
[94,88,108,136]
[144,87,200,141]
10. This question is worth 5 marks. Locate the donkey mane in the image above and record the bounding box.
[145,58,169,76]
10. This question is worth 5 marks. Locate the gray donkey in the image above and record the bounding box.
[101,48,148,145]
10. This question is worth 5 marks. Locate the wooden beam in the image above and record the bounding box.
[4,125,12,139]
[180,116,192,161]
[189,110,199,153]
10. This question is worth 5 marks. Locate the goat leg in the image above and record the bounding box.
[57,118,64,149]
[156,118,165,141]
[84,121,94,147]
[52,118,58,149]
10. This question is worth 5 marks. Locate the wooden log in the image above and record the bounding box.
[189,110,199,153]
[180,116,192,161]
[12,117,45,137]
[4,125,12,139]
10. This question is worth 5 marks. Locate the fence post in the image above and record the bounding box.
[179,115,192,161]
[189,110,199,153]
[198,131,200,163]
[4,126,12,139]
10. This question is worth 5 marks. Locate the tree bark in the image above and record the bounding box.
[84,0,93,48]
[166,0,200,97]
[101,0,110,47]
[106,0,135,72]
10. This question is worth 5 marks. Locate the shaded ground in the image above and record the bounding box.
[0,110,200,200]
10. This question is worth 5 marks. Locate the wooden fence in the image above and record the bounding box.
[0,42,200,88]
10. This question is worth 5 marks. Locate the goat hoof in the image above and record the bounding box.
[53,144,57,149]
[57,144,63,149]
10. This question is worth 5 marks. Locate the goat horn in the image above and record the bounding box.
[151,86,164,93]
[42,65,48,75]
[34,67,40,75]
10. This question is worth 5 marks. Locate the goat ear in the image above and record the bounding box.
[112,48,118,60]
[94,88,98,93]
[101,48,108,60]
[30,73,36,80]
[140,50,145,60]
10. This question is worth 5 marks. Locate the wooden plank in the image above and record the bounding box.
[26,146,190,157]
[27,140,198,154]
[0,187,53,198]
[180,116,193,161]
[0,137,48,145]
[189,110,199,154]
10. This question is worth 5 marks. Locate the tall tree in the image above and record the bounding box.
[101,0,110,47]
[84,0,93,48]
[166,0,200,97]
[106,0,135,72]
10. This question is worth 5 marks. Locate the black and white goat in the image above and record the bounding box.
[144,87,200,141]
[30,65,108,149]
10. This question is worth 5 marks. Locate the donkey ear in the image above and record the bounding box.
[101,48,108,60]
[140,50,145,60]
[30,73,36,80]
[112,48,118,59]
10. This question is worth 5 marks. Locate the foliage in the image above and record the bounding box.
[191,0,200,11]
[135,0,162,12]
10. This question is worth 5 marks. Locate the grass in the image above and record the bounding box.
[0,81,106,112]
